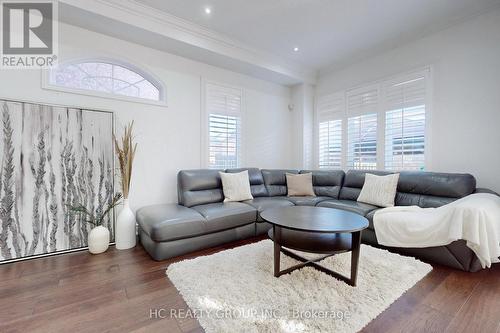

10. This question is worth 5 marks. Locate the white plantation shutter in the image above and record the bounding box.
[317,94,344,169]
[318,120,342,169]
[346,87,378,169]
[206,83,242,169]
[384,71,428,170]
[347,114,378,169]
[346,87,378,117]
[314,68,431,172]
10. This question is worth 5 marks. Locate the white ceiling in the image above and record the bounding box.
[136,0,500,71]
[59,0,316,85]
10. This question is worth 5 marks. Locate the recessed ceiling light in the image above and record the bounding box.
[204,7,211,14]
[293,47,299,52]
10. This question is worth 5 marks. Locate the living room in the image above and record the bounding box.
[0,0,499,332]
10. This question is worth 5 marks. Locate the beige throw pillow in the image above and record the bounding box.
[286,173,316,197]
[219,171,253,202]
[357,173,400,207]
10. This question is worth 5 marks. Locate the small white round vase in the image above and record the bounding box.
[88,226,110,254]
[115,199,137,250]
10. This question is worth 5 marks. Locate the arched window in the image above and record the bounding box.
[47,59,165,103]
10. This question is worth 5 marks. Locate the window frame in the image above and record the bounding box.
[201,79,245,169]
[42,57,167,106]
[314,67,432,171]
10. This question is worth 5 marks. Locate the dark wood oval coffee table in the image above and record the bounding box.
[261,206,369,286]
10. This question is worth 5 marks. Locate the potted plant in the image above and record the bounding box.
[68,193,122,254]
[114,121,138,250]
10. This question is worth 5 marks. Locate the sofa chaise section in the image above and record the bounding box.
[137,204,206,242]
[139,219,255,261]
[191,202,257,232]
[136,203,256,261]
[137,203,253,261]
[138,169,258,260]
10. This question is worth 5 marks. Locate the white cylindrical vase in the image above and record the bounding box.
[88,226,110,254]
[115,199,137,250]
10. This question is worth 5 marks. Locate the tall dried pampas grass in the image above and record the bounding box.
[114,122,137,199]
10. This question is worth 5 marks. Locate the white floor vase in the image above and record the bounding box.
[115,199,137,249]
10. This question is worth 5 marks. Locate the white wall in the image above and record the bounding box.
[290,83,315,169]
[316,9,500,192]
[0,23,293,209]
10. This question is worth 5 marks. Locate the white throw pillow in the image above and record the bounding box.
[286,173,316,197]
[219,171,253,202]
[357,173,400,207]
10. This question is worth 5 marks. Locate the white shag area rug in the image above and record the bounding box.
[166,240,432,333]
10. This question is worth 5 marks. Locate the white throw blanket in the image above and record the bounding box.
[374,193,500,268]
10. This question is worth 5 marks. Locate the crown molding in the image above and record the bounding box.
[59,0,317,84]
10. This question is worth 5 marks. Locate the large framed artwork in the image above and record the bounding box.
[0,99,114,263]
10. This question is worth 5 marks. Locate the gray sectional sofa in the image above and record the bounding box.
[137,168,491,272]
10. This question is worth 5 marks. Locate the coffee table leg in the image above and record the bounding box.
[350,231,362,286]
[273,226,281,277]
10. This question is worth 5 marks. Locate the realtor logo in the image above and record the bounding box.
[1,0,58,68]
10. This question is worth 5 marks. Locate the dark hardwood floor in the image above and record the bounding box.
[1,237,499,333]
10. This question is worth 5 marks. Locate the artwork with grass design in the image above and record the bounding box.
[0,99,114,262]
